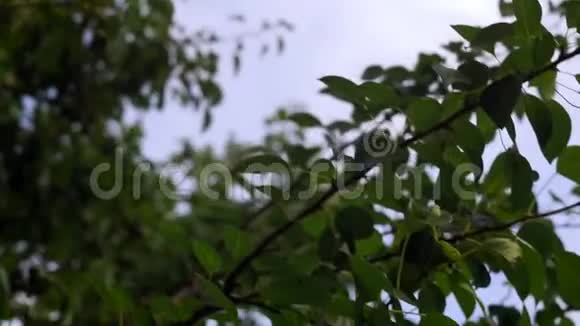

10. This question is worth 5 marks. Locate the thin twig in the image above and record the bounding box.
[557,81,580,94]
[447,201,580,242]
[556,89,580,109]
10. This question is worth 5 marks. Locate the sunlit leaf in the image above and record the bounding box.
[480,238,522,263]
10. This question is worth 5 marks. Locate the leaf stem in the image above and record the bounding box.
[396,236,410,292]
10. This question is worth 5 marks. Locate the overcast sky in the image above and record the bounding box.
[140,0,500,156]
[133,0,580,322]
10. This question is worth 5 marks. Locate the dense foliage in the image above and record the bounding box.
[1,0,580,325]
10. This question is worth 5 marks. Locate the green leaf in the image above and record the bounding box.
[103,287,132,312]
[576,74,580,85]
[418,283,446,314]
[532,32,556,67]
[441,93,466,119]
[192,240,222,275]
[439,241,462,261]
[499,0,515,16]
[318,228,339,262]
[472,22,515,53]
[530,70,557,99]
[235,154,290,174]
[505,117,517,143]
[350,255,392,301]
[490,305,521,326]
[266,310,306,326]
[557,146,580,183]
[286,112,322,128]
[302,210,330,237]
[519,307,532,326]
[466,259,491,288]
[504,238,545,300]
[356,232,385,256]
[517,220,563,259]
[481,76,522,128]
[150,296,200,323]
[510,154,538,209]
[436,163,462,211]
[543,100,571,162]
[335,206,375,242]
[366,167,405,212]
[403,229,448,273]
[519,239,546,300]
[453,282,476,319]
[433,64,468,89]
[477,109,497,143]
[451,25,481,42]
[420,313,458,326]
[481,238,522,263]
[523,94,552,153]
[369,305,395,326]
[452,120,485,169]
[513,0,543,38]
[361,65,384,80]
[456,60,490,90]
[223,226,253,261]
[359,82,399,110]
[326,120,355,133]
[319,75,363,104]
[556,251,580,307]
[560,318,575,326]
[563,1,580,29]
[261,273,335,306]
[407,98,442,132]
[196,274,236,312]
[484,151,536,210]
[0,267,9,299]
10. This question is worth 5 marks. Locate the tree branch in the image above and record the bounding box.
[224,47,580,293]
[370,200,580,263]
[447,200,580,243]
[179,47,580,325]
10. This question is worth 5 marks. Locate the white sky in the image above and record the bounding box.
[134,0,580,323]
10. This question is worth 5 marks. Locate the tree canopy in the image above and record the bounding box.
[1,0,580,325]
